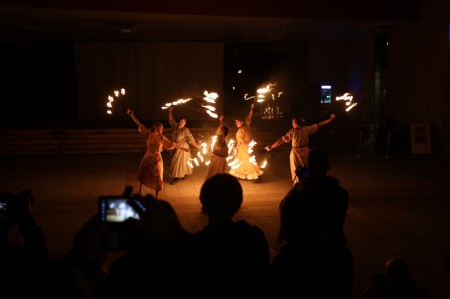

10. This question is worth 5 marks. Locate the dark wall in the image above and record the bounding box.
[0,42,77,127]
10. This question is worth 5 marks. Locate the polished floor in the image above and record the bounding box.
[1,149,449,298]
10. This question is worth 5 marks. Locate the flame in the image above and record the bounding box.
[202,105,216,111]
[196,151,204,163]
[336,92,357,112]
[260,160,267,169]
[346,103,357,111]
[161,98,193,109]
[206,110,218,118]
[203,90,218,103]
[257,83,276,94]
[106,88,126,115]
[248,140,257,154]
[161,91,219,118]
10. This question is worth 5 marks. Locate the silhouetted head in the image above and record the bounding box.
[384,258,413,285]
[307,148,330,176]
[200,173,243,217]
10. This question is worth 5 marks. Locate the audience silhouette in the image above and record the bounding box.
[100,195,214,298]
[362,257,428,299]
[269,186,347,297]
[196,173,271,294]
[294,147,353,298]
[1,151,443,299]
[0,190,50,298]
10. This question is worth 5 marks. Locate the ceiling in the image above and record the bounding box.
[0,6,417,45]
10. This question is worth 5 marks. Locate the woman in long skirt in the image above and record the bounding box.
[127,108,188,198]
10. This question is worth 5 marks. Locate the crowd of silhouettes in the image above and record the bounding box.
[1,148,437,299]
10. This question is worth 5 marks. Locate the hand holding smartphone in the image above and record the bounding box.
[98,196,140,223]
[98,196,141,251]
[98,195,183,251]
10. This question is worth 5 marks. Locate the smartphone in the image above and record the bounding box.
[0,200,9,213]
[98,196,140,222]
[98,196,141,251]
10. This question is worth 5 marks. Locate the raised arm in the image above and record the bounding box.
[168,106,174,122]
[127,108,147,134]
[218,115,224,130]
[245,103,255,127]
[316,114,336,129]
[215,115,225,137]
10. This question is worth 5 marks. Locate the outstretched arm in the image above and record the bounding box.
[317,114,336,129]
[127,108,146,134]
[265,138,285,151]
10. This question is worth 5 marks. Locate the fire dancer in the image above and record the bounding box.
[167,106,201,184]
[265,114,335,185]
[229,103,263,180]
[205,115,230,181]
[127,108,188,199]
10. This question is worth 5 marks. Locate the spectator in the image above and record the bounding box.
[15,214,108,299]
[99,195,215,297]
[0,190,49,298]
[269,187,347,298]
[195,173,271,294]
[293,148,353,297]
[362,257,428,299]
[384,257,427,299]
